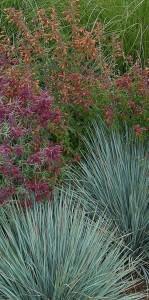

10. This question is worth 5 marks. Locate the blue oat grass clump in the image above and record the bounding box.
[66,122,149,277]
[0,191,142,299]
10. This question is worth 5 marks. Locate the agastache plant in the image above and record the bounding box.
[1,3,148,173]
[0,42,62,206]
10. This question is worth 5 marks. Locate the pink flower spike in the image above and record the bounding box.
[134,124,147,137]
[115,74,132,90]
[105,106,114,125]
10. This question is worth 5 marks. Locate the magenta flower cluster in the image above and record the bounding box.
[0,55,62,206]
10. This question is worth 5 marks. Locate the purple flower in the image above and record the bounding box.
[13,145,24,157]
[31,91,54,125]
[10,126,26,139]
[27,152,42,165]
[18,85,33,100]
[42,144,62,161]
[0,162,22,179]
[0,144,12,157]
[26,180,51,201]
[0,187,15,205]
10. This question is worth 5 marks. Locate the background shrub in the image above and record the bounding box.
[1,5,148,160]
[0,2,148,205]
[0,41,62,204]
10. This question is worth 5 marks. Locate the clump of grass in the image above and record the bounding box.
[0,193,144,299]
[66,122,149,278]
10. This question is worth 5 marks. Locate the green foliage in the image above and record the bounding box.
[66,122,149,275]
[0,194,143,299]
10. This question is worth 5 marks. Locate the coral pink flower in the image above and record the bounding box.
[115,74,132,90]
[133,124,147,136]
[105,106,114,125]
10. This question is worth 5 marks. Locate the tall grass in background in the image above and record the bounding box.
[0,0,148,63]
